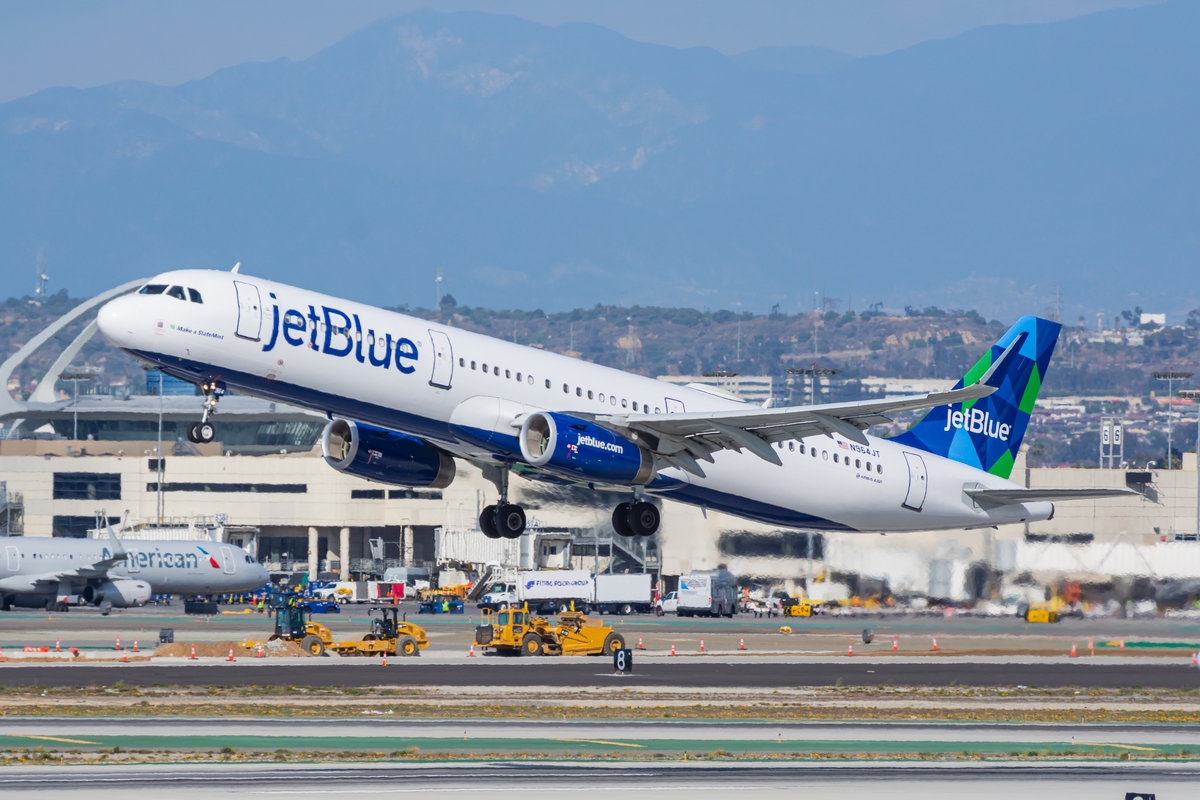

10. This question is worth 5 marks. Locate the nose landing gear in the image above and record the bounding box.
[186,379,225,444]
[613,500,660,537]
[479,463,527,540]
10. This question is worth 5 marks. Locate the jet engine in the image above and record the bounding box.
[82,579,151,608]
[519,411,654,485]
[321,419,456,488]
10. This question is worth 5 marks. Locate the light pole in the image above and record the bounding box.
[1154,371,1194,470]
[1177,389,1200,538]
[58,370,98,440]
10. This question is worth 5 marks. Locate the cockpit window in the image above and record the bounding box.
[188,288,203,304]
[166,286,186,300]
[139,284,167,295]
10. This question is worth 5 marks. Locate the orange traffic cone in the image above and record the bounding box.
[55,638,60,653]
[1070,642,1077,658]
[1088,638,1094,656]
[227,648,235,662]
[382,651,388,666]
[257,643,264,658]
[1192,651,1197,667]
[637,636,645,650]
[1120,639,1125,651]
[847,642,854,657]
[892,637,898,652]
[133,640,139,653]
[468,643,475,657]
[670,642,676,656]
[699,638,705,653]
[121,648,128,662]
[115,635,121,651]
[931,638,939,652]
[189,644,197,660]
[738,637,746,651]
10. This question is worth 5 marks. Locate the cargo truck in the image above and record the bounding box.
[677,569,738,617]
[477,571,653,615]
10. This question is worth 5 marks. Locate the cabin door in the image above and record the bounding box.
[428,329,454,389]
[902,452,928,512]
[233,281,263,341]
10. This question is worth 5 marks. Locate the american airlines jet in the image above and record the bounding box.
[96,269,1127,540]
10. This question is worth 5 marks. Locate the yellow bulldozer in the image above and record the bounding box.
[262,604,429,656]
[474,605,626,657]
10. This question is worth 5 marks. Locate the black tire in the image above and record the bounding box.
[498,504,526,539]
[300,634,325,656]
[396,635,418,657]
[56,602,70,613]
[619,603,633,615]
[655,606,664,617]
[602,632,625,656]
[520,633,542,657]
[196,422,215,444]
[612,502,634,537]
[627,501,660,537]
[479,505,500,539]
[186,422,200,444]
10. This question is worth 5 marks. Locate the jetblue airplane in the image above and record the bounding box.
[0,527,269,613]
[96,268,1126,540]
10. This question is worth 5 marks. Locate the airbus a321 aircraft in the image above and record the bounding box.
[96,268,1127,540]
[0,527,269,613]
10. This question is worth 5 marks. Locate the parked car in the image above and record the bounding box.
[655,591,679,616]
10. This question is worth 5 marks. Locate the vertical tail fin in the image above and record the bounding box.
[890,316,1061,479]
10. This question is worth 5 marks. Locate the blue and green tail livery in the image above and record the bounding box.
[890,316,1060,479]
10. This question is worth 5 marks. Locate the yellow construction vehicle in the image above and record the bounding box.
[1022,597,1064,624]
[474,605,625,657]
[263,604,428,656]
[780,596,820,617]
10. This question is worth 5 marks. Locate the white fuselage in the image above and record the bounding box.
[97,270,1052,533]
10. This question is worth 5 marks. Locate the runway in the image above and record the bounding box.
[1,717,1197,755]
[0,761,1192,799]
[0,658,1196,688]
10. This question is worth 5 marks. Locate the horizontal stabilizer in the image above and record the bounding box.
[965,487,1138,509]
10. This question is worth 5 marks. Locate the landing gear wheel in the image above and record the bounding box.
[186,423,199,444]
[396,635,418,657]
[612,502,634,537]
[56,602,70,613]
[195,422,215,444]
[300,634,325,656]
[627,501,660,537]
[498,504,526,539]
[602,632,626,656]
[479,505,500,539]
[520,633,543,657]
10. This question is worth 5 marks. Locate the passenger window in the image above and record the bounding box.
[482,363,488,372]
[528,375,534,385]
[632,402,638,411]
[576,387,582,397]
[516,373,522,382]
[855,459,861,468]
[459,358,465,367]
[187,288,203,303]
[587,390,594,400]
[833,453,839,463]
[610,396,616,405]
[139,284,167,295]
[878,464,883,476]
[563,383,569,393]
[471,361,476,370]
[800,443,806,454]
[599,393,605,403]
[166,285,186,300]
[622,399,628,408]
[505,369,511,379]
[654,407,661,413]
[822,451,828,460]
[494,366,500,376]
[866,462,872,472]
[788,442,795,452]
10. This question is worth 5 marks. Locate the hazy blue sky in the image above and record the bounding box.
[0,0,1163,103]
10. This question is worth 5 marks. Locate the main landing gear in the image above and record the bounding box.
[480,464,527,540]
[186,379,225,444]
[612,499,660,537]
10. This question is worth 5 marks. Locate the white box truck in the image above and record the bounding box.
[592,573,653,615]
[518,569,593,614]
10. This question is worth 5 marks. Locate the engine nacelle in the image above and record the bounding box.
[82,579,151,608]
[519,411,654,486]
[322,419,456,488]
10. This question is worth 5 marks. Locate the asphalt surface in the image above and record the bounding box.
[0,659,1197,687]
[0,762,1193,799]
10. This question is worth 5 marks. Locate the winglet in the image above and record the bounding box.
[231,261,241,274]
[105,522,128,562]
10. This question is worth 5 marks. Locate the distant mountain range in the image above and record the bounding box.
[1,2,1197,322]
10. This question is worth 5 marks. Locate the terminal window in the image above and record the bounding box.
[146,482,307,493]
[352,489,385,499]
[52,515,120,538]
[53,473,121,501]
[717,531,824,560]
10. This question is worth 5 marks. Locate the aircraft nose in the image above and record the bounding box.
[96,295,139,347]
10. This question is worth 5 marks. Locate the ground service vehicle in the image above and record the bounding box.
[781,597,819,617]
[474,606,625,657]
[264,604,428,656]
[677,569,739,617]
[655,591,678,616]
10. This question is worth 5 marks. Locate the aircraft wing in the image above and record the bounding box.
[592,339,1019,478]
[965,487,1139,509]
[0,525,127,593]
